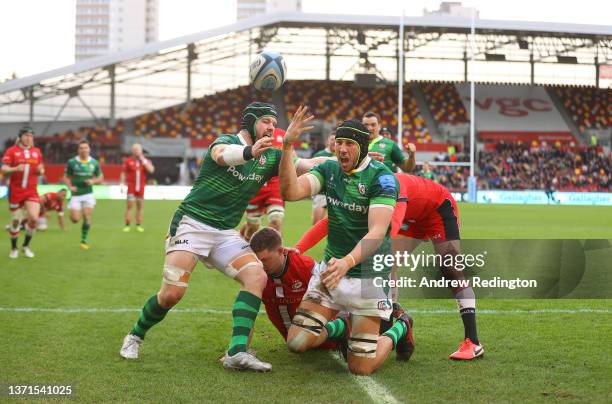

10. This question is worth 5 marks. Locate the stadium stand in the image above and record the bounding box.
[36,121,124,164]
[478,142,610,192]
[284,80,432,145]
[421,82,468,125]
[134,86,273,140]
[554,86,611,132]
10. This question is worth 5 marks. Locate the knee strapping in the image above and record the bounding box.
[292,309,327,336]
[267,205,285,222]
[245,212,262,225]
[348,333,378,358]
[162,265,191,288]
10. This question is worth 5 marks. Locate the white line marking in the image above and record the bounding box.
[328,352,400,404]
[0,307,609,314]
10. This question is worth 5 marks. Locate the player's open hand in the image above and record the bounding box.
[368,151,384,163]
[252,136,273,157]
[322,257,350,290]
[284,105,314,145]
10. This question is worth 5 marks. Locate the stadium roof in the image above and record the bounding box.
[1,12,610,123]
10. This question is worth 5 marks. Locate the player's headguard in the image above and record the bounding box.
[335,119,370,168]
[241,102,278,142]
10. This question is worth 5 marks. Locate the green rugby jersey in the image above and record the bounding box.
[312,148,334,158]
[368,136,406,172]
[64,156,102,196]
[310,157,398,278]
[177,134,281,230]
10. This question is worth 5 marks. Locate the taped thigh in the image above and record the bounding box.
[162,264,192,288]
[220,252,261,278]
[292,309,328,336]
[348,332,378,358]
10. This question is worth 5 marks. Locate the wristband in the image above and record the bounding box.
[243,145,253,161]
[344,254,356,268]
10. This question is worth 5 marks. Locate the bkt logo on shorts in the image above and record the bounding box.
[377,300,392,311]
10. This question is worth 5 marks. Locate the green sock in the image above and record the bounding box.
[227,291,261,356]
[81,223,90,243]
[130,295,170,339]
[382,320,407,348]
[324,318,347,340]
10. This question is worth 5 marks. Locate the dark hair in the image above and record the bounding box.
[250,227,282,253]
[18,126,34,137]
[363,111,380,123]
[58,188,68,193]
[78,139,90,146]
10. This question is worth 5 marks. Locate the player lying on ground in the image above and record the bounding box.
[279,114,414,375]
[240,128,287,241]
[311,129,336,225]
[63,140,104,249]
[2,126,44,259]
[249,227,336,349]
[251,226,413,359]
[295,173,484,360]
[120,102,328,372]
[38,189,67,231]
[121,143,155,232]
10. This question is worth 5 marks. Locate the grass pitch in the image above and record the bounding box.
[1,200,611,403]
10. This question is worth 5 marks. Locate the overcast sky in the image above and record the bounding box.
[0,0,610,80]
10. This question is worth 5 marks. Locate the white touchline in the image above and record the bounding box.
[328,352,400,404]
[0,307,609,314]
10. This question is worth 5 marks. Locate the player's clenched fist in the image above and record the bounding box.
[252,136,273,157]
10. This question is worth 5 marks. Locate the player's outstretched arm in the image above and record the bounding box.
[294,216,329,253]
[322,206,393,290]
[279,105,315,201]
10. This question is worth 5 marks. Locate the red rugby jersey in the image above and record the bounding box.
[261,250,314,340]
